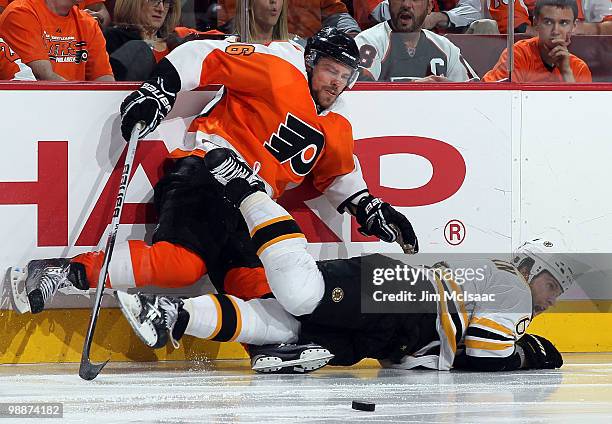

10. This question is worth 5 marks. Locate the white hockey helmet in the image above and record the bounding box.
[512,237,587,292]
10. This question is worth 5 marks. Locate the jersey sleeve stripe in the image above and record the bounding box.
[470,316,514,338]
[465,339,514,351]
[439,276,465,348]
[434,275,458,354]
[466,326,514,342]
[443,275,469,328]
[166,40,220,91]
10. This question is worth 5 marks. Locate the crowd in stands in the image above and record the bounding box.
[0,0,610,82]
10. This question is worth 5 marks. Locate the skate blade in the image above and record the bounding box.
[7,267,31,314]
[115,291,157,348]
[252,348,334,373]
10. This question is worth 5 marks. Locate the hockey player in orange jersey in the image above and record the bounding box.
[116,151,586,373]
[10,27,418,318]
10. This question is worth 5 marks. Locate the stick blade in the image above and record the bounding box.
[79,358,109,381]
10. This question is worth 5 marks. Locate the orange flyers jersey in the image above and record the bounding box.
[166,39,367,206]
[0,36,34,80]
[483,37,592,82]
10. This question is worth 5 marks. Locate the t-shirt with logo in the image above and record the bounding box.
[0,36,35,80]
[0,0,113,81]
[166,39,367,206]
[483,37,592,82]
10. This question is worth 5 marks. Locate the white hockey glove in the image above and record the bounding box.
[355,195,419,253]
[120,76,176,141]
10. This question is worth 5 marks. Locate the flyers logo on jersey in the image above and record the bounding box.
[0,39,19,63]
[264,114,325,176]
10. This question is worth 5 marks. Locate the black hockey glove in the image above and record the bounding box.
[120,76,177,141]
[516,334,563,369]
[355,195,419,253]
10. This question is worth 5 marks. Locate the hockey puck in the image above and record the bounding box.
[352,400,375,411]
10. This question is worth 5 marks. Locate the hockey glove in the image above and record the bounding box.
[516,334,563,369]
[355,195,419,253]
[120,76,177,141]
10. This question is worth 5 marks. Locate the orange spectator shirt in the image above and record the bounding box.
[166,40,366,203]
[0,0,113,81]
[487,0,531,33]
[489,0,586,33]
[483,37,592,82]
[218,0,348,37]
[0,36,34,79]
[0,0,104,9]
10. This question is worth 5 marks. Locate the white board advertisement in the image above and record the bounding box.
[0,85,609,308]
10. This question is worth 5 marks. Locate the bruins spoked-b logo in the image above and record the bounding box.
[516,316,531,336]
[264,113,325,176]
[331,287,344,303]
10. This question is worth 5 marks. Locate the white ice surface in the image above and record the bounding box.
[1,353,611,423]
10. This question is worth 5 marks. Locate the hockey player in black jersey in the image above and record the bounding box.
[117,147,587,373]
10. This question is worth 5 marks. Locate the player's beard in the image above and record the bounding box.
[391,8,428,33]
[312,86,340,111]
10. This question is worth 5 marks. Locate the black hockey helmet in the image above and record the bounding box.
[305,26,360,88]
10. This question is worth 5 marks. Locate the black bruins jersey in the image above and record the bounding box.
[298,254,533,370]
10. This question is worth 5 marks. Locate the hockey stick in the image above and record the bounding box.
[79,122,144,380]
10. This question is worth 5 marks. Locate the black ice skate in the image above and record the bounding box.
[8,258,88,314]
[203,147,265,206]
[250,343,334,374]
[116,291,188,349]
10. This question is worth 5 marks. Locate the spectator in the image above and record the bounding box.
[356,0,478,81]
[572,0,612,34]
[0,0,114,81]
[233,0,289,42]
[0,0,111,26]
[218,0,361,38]
[105,0,219,80]
[0,37,35,80]
[483,0,592,82]
[105,0,181,63]
[369,0,483,32]
[488,0,611,34]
